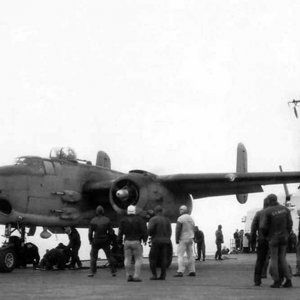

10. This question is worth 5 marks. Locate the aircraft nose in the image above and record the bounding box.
[0,166,20,175]
[0,166,23,215]
[0,198,12,215]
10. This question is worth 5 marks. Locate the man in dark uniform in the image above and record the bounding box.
[294,209,300,276]
[250,196,270,286]
[148,205,172,280]
[194,226,205,261]
[215,225,224,260]
[118,205,148,282]
[288,230,297,253]
[233,229,240,252]
[260,194,293,288]
[88,205,116,277]
[65,226,82,269]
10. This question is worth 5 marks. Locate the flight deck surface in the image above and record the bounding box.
[1,253,299,300]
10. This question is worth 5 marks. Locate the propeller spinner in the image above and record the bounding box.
[116,188,130,201]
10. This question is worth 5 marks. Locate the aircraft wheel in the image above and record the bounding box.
[0,248,16,272]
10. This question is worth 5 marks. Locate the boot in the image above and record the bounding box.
[282,279,292,288]
[270,281,281,288]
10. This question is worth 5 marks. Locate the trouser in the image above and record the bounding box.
[149,241,170,279]
[124,240,143,279]
[235,239,240,250]
[177,239,195,274]
[197,242,206,260]
[296,240,300,274]
[215,242,222,259]
[70,243,82,268]
[254,239,269,284]
[269,238,291,282]
[261,251,270,277]
[90,241,116,274]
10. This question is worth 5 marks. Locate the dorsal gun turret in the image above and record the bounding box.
[96,151,111,169]
[50,147,77,161]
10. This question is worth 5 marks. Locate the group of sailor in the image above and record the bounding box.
[19,192,300,289]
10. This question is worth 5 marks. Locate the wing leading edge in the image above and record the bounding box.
[160,172,300,200]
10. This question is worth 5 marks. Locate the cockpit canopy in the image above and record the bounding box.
[49,147,77,161]
[15,156,43,169]
[15,156,45,174]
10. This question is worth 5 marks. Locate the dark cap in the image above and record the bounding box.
[96,205,104,215]
[266,193,278,206]
[154,205,163,214]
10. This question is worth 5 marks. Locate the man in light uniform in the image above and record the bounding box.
[174,205,196,277]
[118,205,148,282]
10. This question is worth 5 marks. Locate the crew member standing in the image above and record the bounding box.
[65,226,82,269]
[234,229,240,252]
[174,205,196,277]
[260,194,293,288]
[148,205,172,280]
[215,225,224,260]
[88,205,116,277]
[250,196,270,286]
[194,226,206,261]
[118,205,148,282]
[293,209,300,276]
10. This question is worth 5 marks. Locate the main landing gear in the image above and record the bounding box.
[0,223,25,272]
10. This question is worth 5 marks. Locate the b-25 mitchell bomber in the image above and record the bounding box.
[0,144,300,272]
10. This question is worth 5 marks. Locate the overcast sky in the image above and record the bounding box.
[1,1,300,256]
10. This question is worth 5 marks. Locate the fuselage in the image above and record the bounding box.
[0,156,123,228]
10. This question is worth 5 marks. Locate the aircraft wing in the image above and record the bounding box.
[159,172,300,199]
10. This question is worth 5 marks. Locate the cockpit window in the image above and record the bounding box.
[15,157,44,174]
[44,160,55,175]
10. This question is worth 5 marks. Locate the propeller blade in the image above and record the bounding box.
[279,166,291,205]
[294,107,298,118]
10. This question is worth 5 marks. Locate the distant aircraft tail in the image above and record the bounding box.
[236,143,248,203]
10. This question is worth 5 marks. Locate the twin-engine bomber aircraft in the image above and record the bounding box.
[0,144,300,272]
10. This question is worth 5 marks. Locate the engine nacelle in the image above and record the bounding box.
[109,170,192,222]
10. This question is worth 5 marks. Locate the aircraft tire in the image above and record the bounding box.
[0,248,17,272]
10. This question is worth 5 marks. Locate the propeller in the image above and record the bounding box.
[288,99,300,118]
[279,165,291,206]
[294,107,298,118]
[111,179,139,209]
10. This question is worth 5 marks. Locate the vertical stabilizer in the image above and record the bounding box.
[96,151,111,169]
[236,143,248,203]
[236,143,247,173]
